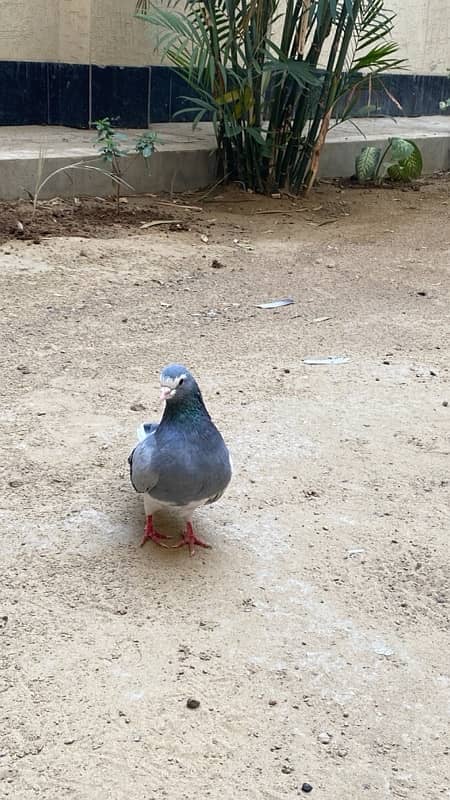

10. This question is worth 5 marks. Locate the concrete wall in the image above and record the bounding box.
[0,0,448,74]
[389,0,449,74]
[0,0,159,65]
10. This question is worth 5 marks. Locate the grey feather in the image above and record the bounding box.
[128,365,232,511]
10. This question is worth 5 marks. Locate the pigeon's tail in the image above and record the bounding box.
[136,422,158,442]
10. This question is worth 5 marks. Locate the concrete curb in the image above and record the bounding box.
[0,118,448,200]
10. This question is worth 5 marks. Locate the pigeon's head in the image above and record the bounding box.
[159,363,200,404]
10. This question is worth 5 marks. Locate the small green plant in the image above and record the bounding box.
[355,137,423,184]
[93,117,130,212]
[135,131,158,161]
[93,119,160,210]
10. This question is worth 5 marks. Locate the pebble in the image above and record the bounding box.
[17,365,31,374]
[268,699,277,706]
[63,738,75,745]
[443,401,448,407]
[318,732,331,744]
[186,698,200,709]
[130,402,146,412]
[9,479,23,488]
[79,249,88,257]
[301,783,313,793]
[211,259,225,269]
[337,748,348,757]
[281,765,294,774]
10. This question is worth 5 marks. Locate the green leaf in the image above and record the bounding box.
[263,56,321,88]
[389,137,414,161]
[387,141,423,182]
[355,146,381,183]
[245,127,266,145]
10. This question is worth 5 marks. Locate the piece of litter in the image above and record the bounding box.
[257,298,294,310]
[348,548,365,556]
[200,234,209,243]
[311,316,331,323]
[303,356,350,365]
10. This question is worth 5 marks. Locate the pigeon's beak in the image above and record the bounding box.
[160,385,173,402]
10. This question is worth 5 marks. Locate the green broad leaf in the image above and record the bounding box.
[387,141,423,182]
[355,146,381,183]
[389,137,414,161]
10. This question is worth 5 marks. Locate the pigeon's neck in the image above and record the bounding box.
[161,392,210,426]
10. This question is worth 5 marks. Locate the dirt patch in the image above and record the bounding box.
[0,175,449,799]
[0,197,190,245]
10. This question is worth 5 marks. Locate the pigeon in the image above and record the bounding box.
[128,363,232,555]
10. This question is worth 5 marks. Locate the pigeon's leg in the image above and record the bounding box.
[140,515,172,548]
[172,521,211,557]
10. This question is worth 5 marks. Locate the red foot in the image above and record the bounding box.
[171,522,211,557]
[140,515,172,548]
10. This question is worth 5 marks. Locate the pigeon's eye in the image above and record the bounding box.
[178,378,184,386]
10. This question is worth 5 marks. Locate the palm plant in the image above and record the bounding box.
[136,0,404,194]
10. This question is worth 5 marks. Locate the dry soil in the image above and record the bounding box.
[1,178,449,800]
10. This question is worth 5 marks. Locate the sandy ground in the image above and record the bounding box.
[1,178,449,799]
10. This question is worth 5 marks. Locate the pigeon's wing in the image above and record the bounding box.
[148,424,232,507]
[128,423,160,493]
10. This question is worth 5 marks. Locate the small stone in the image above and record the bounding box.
[268,699,277,706]
[63,738,75,745]
[211,259,225,269]
[9,479,23,488]
[318,732,331,744]
[417,290,427,296]
[442,401,448,407]
[17,365,31,374]
[301,783,313,793]
[186,698,200,709]
[382,360,390,365]
[79,249,88,257]
[281,765,294,774]
[337,748,348,757]
[130,402,146,412]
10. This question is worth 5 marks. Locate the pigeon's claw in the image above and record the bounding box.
[140,515,172,548]
[171,522,211,557]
